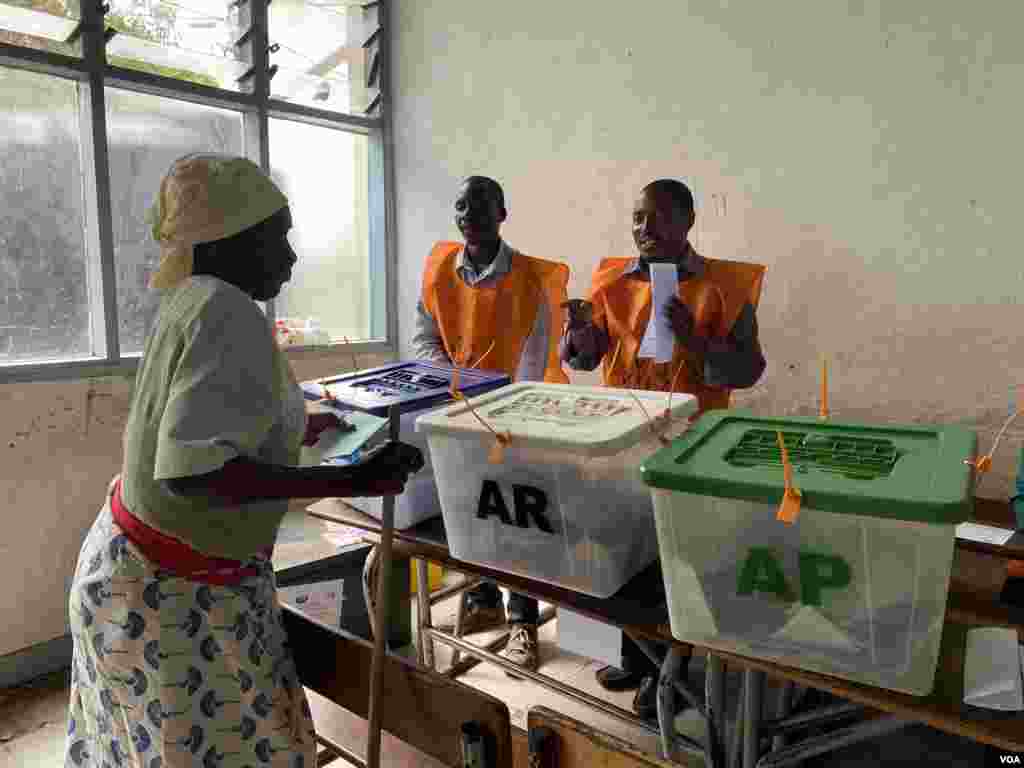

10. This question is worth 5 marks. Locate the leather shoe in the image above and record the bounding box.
[503,623,539,679]
[633,676,658,720]
[596,665,645,692]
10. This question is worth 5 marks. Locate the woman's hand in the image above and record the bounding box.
[344,440,426,497]
[303,411,353,446]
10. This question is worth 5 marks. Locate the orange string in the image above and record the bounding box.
[776,430,802,524]
[661,359,686,437]
[967,409,1019,479]
[447,347,511,462]
[607,339,623,381]
[470,339,496,370]
[819,355,829,421]
[610,339,683,445]
[628,391,658,438]
[343,336,359,373]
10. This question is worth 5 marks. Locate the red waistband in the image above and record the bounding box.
[110,479,270,586]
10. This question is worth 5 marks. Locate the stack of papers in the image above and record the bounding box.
[963,627,1024,711]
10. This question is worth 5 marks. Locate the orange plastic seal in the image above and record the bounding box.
[776,430,802,524]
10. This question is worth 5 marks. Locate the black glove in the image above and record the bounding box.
[345,440,425,497]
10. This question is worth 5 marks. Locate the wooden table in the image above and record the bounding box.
[306,497,1024,764]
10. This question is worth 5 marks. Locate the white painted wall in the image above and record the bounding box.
[0,350,388,658]
[391,0,1024,491]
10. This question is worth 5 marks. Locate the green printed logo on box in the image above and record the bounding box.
[737,548,852,607]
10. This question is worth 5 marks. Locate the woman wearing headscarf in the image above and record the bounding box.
[64,154,423,768]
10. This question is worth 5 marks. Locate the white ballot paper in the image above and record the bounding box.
[956,522,1015,547]
[963,626,1024,711]
[638,262,678,364]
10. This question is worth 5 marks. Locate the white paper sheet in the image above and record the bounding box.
[638,262,678,364]
[956,522,1015,547]
[963,627,1023,711]
[279,579,346,628]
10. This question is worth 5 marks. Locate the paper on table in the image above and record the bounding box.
[963,626,1023,711]
[638,262,678,364]
[278,579,345,628]
[956,522,1015,547]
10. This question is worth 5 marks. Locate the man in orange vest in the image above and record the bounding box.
[413,175,569,675]
[561,178,767,719]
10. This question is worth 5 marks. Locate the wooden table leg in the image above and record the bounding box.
[742,669,765,768]
[415,558,436,669]
[656,648,683,761]
[366,405,400,768]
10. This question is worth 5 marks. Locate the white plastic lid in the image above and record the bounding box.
[415,383,697,458]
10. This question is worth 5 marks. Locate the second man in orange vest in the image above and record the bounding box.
[412,175,569,674]
[561,178,767,719]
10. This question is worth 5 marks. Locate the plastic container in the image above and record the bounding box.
[301,361,509,417]
[303,362,511,529]
[640,411,977,695]
[417,383,698,597]
[275,317,331,347]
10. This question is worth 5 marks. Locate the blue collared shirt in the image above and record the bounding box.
[411,240,550,381]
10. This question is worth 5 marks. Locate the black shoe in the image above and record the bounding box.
[596,665,645,692]
[633,676,658,721]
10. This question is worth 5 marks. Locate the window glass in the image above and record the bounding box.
[0,0,82,57]
[105,0,245,90]
[269,117,371,343]
[269,0,380,116]
[106,87,244,354]
[0,66,91,363]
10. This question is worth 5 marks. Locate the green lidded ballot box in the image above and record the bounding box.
[640,411,976,695]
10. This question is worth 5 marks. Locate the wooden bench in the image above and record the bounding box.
[526,706,686,767]
[283,605,514,767]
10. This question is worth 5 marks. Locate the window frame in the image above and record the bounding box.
[0,0,396,385]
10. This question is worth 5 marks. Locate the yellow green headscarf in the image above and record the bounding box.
[147,154,288,291]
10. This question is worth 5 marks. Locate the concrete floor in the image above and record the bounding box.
[0,637,1001,768]
[0,509,1013,767]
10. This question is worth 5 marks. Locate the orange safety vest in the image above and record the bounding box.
[421,241,570,383]
[588,254,766,413]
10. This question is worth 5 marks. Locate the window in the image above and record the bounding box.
[269,0,380,116]
[107,88,244,354]
[0,67,90,363]
[104,0,245,90]
[0,0,391,380]
[269,117,372,342]
[0,0,81,57]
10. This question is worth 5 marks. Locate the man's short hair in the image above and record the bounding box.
[463,175,506,211]
[642,179,695,216]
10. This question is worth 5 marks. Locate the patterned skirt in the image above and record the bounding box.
[64,488,316,768]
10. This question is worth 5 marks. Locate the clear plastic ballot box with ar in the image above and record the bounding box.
[416,383,697,598]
